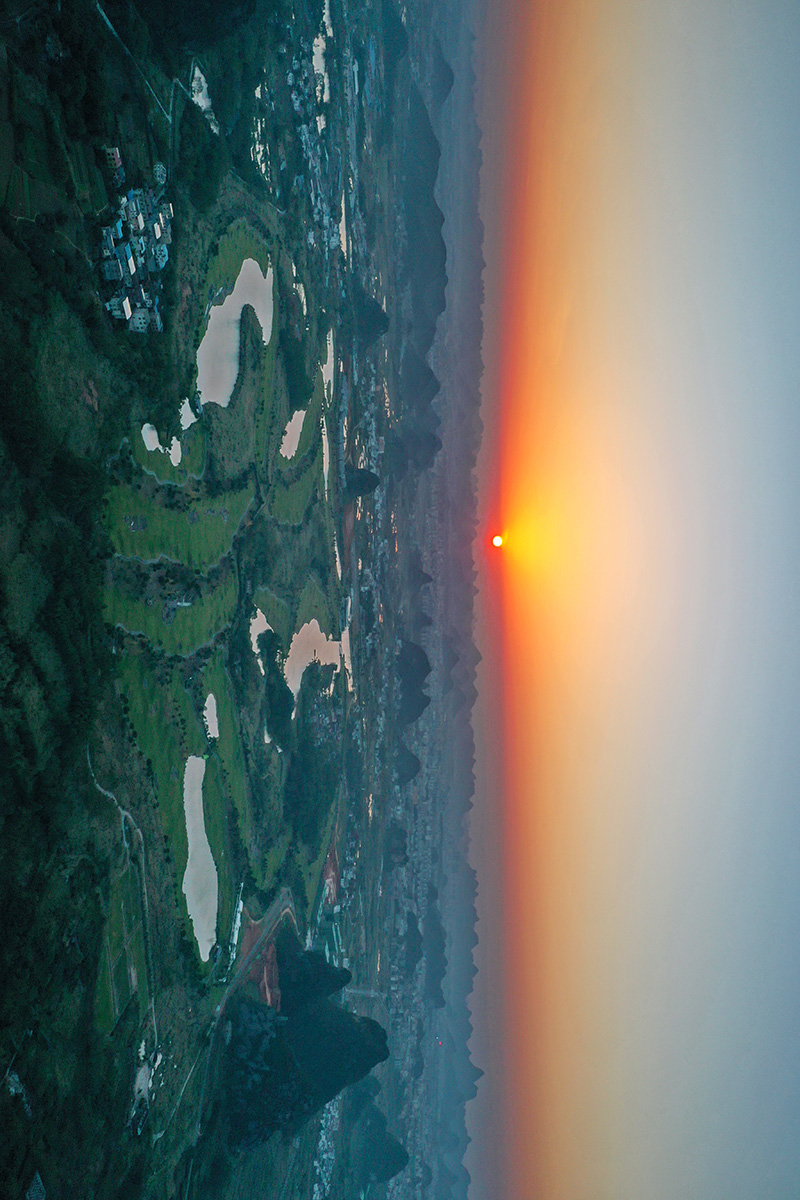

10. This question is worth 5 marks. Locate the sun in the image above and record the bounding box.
[492,534,504,548]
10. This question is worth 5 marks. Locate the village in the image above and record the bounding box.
[96,146,173,334]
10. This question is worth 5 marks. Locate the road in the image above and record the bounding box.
[95,2,171,124]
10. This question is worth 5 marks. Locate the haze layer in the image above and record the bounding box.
[482,3,800,1197]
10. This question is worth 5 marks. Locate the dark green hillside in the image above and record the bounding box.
[0,324,137,1197]
[222,935,389,1145]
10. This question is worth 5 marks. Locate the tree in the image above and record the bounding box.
[177,101,228,212]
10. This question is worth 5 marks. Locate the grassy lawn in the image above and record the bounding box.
[202,649,248,829]
[119,653,204,884]
[255,298,279,482]
[206,218,272,293]
[323,515,342,628]
[260,827,292,891]
[205,294,278,484]
[95,943,115,1035]
[131,418,207,485]
[119,649,235,963]
[106,881,125,961]
[118,654,207,950]
[276,367,324,468]
[0,119,15,205]
[294,574,335,637]
[105,570,238,657]
[205,220,280,484]
[252,585,293,648]
[269,443,322,525]
[299,800,338,925]
[95,864,150,1034]
[200,753,233,945]
[104,478,255,569]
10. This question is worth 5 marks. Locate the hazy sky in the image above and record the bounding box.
[473,2,800,1197]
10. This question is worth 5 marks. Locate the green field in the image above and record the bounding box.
[119,653,204,880]
[269,442,322,525]
[203,218,279,486]
[118,651,234,960]
[200,753,233,942]
[255,317,279,479]
[104,478,255,569]
[300,799,339,923]
[95,865,149,1035]
[105,570,238,657]
[118,654,205,948]
[205,218,272,293]
[261,826,292,891]
[102,201,344,972]
[251,757,290,892]
[132,419,207,486]
[19,125,49,181]
[294,574,335,637]
[202,649,248,828]
[252,585,293,649]
[67,141,107,214]
[276,368,324,469]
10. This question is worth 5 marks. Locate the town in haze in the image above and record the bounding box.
[0,0,489,1197]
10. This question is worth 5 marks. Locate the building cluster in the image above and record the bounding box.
[277,34,341,259]
[97,148,173,334]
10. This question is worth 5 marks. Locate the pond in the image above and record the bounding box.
[321,330,334,498]
[280,408,307,458]
[284,619,349,698]
[196,258,274,409]
[312,32,330,106]
[180,398,198,430]
[181,755,218,963]
[141,423,182,466]
[249,607,272,674]
[322,329,335,393]
[203,692,219,739]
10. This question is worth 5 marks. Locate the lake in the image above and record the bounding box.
[196,258,274,409]
[181,755,218,962]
